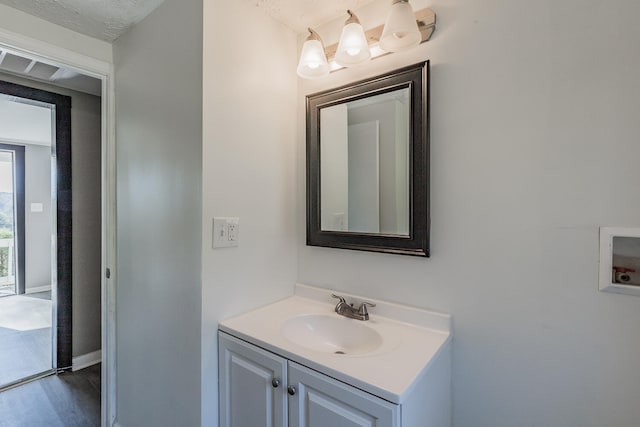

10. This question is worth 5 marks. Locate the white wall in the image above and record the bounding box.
[320,104,349,231]
[0,99,52,145]
[298,0,640,426]
[201,1,298,425]
[113,0,203,424]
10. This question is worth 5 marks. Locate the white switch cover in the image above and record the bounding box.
[31,203,43,213]
[213,217,239,248]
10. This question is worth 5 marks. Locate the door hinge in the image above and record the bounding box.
[105,268,111,279]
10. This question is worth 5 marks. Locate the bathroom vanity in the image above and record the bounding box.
[218,284,451,426]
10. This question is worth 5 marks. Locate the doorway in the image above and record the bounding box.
[0,82,71,389]
[0,36,115,426]
[0,142,50,387]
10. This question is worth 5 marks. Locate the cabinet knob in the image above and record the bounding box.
[272,378,280,388]
[287,385,296,396]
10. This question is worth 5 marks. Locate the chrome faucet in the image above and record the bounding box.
[331,294,376,321]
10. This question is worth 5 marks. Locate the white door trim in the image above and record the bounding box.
[0,29,117,427]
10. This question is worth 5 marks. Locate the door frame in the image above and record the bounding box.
[0,29,116,427]
[0,83,72,371]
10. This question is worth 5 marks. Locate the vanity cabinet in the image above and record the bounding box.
[288,361,398,427]
[218,332,287,426]
[219,332,399,427]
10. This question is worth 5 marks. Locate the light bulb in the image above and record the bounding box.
[380,0,421,52]
[297,28,329,79]
[335,11,371,67]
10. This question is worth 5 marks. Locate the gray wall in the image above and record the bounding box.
[0,72,102,358]
[25,144,52,291]
[298,0,640,426]
[70,89,102,357]
[113,0,202,424]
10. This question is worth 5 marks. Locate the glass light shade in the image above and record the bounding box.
[335,22,371,67]
[379,0,421,52]
[297,39,329,79]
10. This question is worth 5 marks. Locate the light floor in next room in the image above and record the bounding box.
[0,363,101,427]
[0,291,52,386]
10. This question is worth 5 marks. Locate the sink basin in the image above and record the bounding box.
[282,314,383,355]
[219,286,451,403]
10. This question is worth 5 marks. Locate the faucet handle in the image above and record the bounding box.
[357,301,376,317]
[331,294,346,304]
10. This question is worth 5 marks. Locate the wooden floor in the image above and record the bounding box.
[0,364,101,427]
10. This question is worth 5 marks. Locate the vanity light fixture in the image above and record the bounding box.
[297,5,435,78]
[297,28,330,79]
[335,10,371,67]
[379,0,421,52]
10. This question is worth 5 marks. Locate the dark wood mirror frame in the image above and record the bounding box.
[306,61,430,257]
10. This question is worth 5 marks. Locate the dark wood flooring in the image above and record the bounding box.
[0,363,101,427]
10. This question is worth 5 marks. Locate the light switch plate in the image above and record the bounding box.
[213,217,239,248]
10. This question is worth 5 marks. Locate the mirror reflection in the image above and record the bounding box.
[320,88,410,235]
[612,236,640,286]
[307,61,429,256]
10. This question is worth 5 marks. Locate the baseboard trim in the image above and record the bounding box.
[72,349,101,371]
[25,285,51,294]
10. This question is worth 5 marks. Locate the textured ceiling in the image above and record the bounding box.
[0,0,378,42]
[0,0,165,42]
[0,0,380,95]
[243,0,378,34]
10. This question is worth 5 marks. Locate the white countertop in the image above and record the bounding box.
[219,284,451,404]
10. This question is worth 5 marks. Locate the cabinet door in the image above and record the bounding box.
[288,361,399,427]
[219,332,287,427]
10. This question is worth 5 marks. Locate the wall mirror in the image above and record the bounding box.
[306,61,429,256]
